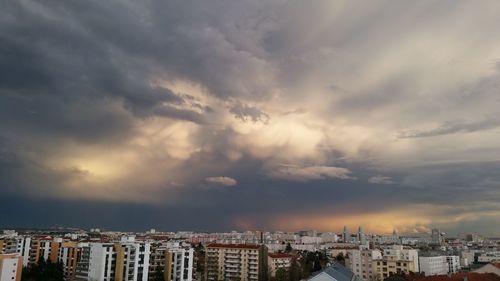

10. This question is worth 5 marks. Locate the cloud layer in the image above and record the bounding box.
[2,0,500,234]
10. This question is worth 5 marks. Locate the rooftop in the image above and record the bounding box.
[409,273,500,281]
[206,243,261,249]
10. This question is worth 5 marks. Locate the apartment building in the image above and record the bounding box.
[346,248,382,281]
[205,243,268,281]
[419,256,449,276]
[0,254,22,281]
[75,245,90,280]
[148,241,194,281]
[372,245,419,281]
[446,256,460,274]
[28,237,54,266]
[479,252,500,263]
[88,242,151,281]
[56,241,82,280]
[267,253,292,278]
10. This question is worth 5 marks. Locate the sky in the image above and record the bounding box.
[2,0,500,236]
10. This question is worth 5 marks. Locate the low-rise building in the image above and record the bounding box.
[479,252,500,263]
[372,245,419,281]
[267,253,292,278]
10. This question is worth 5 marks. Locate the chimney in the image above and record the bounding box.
[463,275,468,281]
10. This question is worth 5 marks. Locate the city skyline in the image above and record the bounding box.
[2,0,500,235]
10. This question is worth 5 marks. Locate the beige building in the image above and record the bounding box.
[205,243,268,281]
[0,254,23,281]
[372,245,419,281]
[267,253,292,278]
[346,248,382,281]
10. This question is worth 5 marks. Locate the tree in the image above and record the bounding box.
[274,268,288,281]
[289,258,302,281]
[152,265,165,281]
[285,242,293,253]
[312,258,322,272]
[335,252,345,266]
[21,258,64,281]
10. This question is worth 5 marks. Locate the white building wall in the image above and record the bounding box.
[446,256,461,274]
[419,256,448,276]
[0,255,21,281]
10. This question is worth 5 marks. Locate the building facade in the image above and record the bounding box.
[205,244,268,281]
[0,254,22,281]
[149,241,194,281]
[372,245,419,281]
[88,242,151,281]
[267,253,292,278]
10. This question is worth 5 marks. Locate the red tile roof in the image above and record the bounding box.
[409,272,500,281]
[494,263,500,269]
[207,243,261,249]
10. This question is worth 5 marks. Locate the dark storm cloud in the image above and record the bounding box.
[0,0,234,134]
[229,103,270,123]
[2,0,500,234]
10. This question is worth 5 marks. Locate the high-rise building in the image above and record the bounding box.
[55,241,82,280]
[148,241,194,281]
[431,229,442,245]
[88,242,151,281]
[75,244,90,280]
[358,227,366,246]
[343,226,350,243]
[0,254,22,281]
[205,243,268,281]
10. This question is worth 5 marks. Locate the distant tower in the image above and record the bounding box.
[343,226,350,243]
[392,229,399,244]
[358,226,366,245]
[431,228,442,244]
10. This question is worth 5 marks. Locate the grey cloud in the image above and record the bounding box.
[229,103,270,123]
[3,0,500,234]
[267,165,354,182]
[400,161,500,205]
[399,116,500,138]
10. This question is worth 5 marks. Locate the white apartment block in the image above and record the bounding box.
[446,256,460,274]
[149,241,194,281]
[419,255,461,276]
[88,242,151,281]
[419,256,448,276]
[0,254,22,281]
